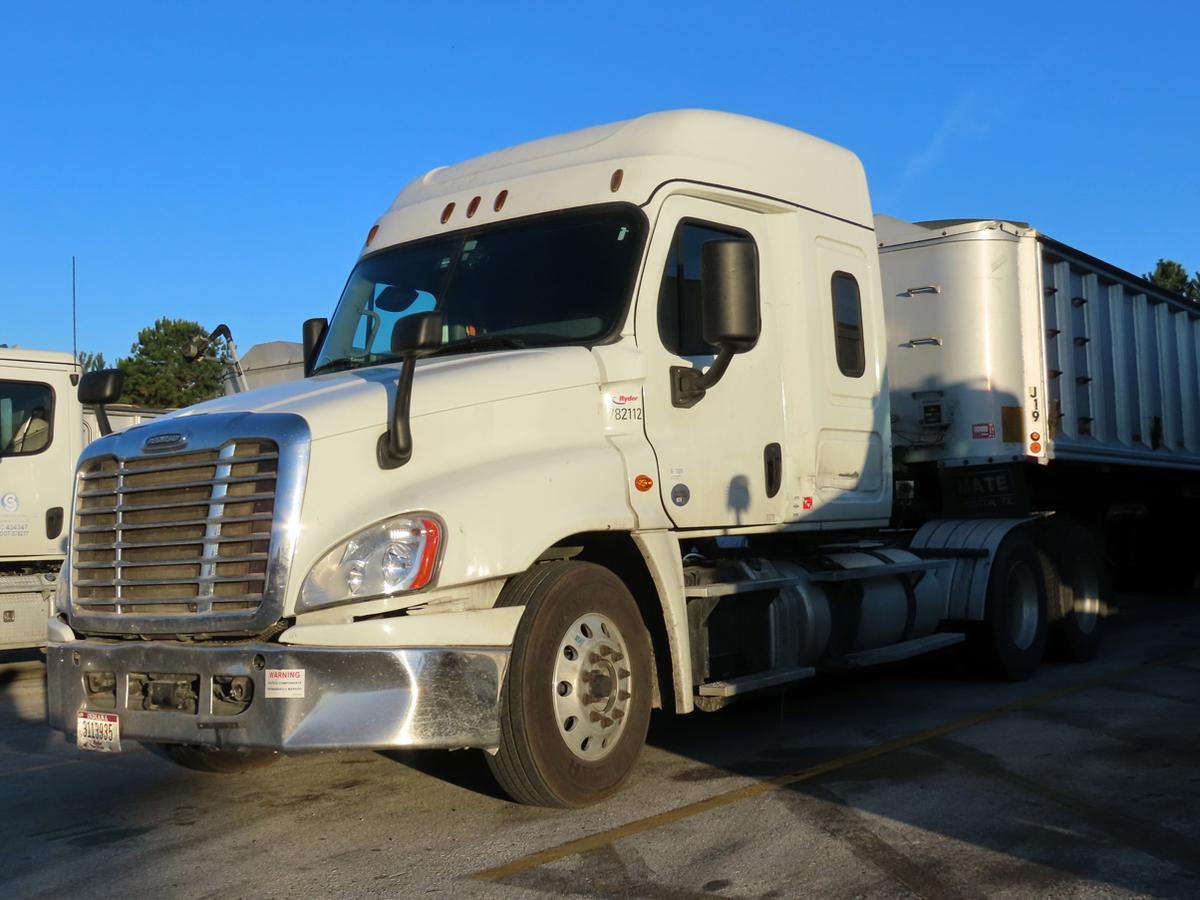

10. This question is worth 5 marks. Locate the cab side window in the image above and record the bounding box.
[659,222,750,356]
[831,271,865,377]
[0,380,54,456]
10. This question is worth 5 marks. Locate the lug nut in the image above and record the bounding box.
[618,668,630,679]
[612,708,625,720]
[600,716,613,728]
[618,689,631,701]
[589,652,602,664]
[590,711,602,722]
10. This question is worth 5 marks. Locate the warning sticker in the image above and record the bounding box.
[264,669,305,698]
[971,423,996,440]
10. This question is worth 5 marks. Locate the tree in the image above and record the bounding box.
[117,318,228,408]
[1145,258,1200,302]
[76,350,107,373]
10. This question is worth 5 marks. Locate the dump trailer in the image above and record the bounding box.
[1,349,160,650]
[44,110,1184,806]
[877,215,1200,588]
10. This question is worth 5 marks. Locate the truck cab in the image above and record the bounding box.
[45,111,1088,805]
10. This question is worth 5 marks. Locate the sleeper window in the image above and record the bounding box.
[831,272,865,377]
[659,223,751,357]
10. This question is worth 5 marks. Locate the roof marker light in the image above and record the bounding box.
[466,195,481,218]
[494,190,508,212]
[364,224,379,247]
[441,202,455,224]
[610,169,624,192]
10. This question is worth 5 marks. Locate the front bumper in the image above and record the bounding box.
[46,640,509,752]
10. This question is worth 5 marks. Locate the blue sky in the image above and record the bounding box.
[2,2,1197,363]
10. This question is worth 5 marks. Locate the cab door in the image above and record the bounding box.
[636,195,785,528]
[811,235,889,520]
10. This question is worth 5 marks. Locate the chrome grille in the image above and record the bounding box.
[73,440,279,623]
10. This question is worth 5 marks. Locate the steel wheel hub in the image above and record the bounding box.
[552,612,633,761]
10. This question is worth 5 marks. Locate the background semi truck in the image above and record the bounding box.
[1,348,161,651]
[1,339,302,652]
[43,110,1193,806]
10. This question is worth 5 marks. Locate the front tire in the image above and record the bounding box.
[487,561,652,807]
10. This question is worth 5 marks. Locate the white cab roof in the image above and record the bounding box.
[0,347,78,367]
[386,109,873,231]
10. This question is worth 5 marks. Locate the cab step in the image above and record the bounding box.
[696,665,816,699]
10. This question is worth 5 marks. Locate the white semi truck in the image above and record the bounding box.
[44,111,1194,806]
[1,349,161,651]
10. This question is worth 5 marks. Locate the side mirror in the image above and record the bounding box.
[701,239,759,350]
[379,311,444,470]
[391,311,443,354]
[302,317,329,377]
[78,369,124,436]
[671,239,759,408]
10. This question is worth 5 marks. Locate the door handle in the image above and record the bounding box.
[764,443,782,499]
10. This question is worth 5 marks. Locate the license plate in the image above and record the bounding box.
[77,711,121,752]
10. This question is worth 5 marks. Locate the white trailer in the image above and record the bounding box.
[1,349,161,650]
[45,111,1175,804]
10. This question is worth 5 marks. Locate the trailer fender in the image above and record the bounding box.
[910,517,1039,621]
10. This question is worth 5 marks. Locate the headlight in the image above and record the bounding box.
[297,514,443,613]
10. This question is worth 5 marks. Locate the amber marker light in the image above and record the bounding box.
[494,189,508,212]
[440,202,455,224]
[466,195,481,218]
[634,474,654,492]
[1030,441,1042,453]
[1030,432,1041,442]
[610,168,624,192]
[364,224,379,247]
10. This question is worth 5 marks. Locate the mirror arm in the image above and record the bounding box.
[377,355,419,469]
[670,344,735,409]
[94,405,114,437]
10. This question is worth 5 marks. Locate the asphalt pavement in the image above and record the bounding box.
[2,594,1198,899]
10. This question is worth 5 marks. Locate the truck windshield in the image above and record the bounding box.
[0,380,53,456]
[313,205,645,373]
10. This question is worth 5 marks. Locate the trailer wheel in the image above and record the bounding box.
[148,743,280,774]
[972,530,1048,681]
[487,561,652,807]
[1041,526,1107,662]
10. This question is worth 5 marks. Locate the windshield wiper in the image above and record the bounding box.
[309,356,366,376]
[430,335,527,357]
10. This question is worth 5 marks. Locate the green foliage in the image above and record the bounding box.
[116,318,228,408]
[76,350,107,372]
[1145,258,1200,302]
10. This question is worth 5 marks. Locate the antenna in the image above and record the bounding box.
[72,255,78,365]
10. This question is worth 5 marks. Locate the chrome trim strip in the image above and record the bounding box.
[68,412,310,636]
[46,640,508,751]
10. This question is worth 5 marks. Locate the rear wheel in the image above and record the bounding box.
[1040,525,1107,662]
[970,529,1048,681]
[148,743,280,774]
[487,561,652,807]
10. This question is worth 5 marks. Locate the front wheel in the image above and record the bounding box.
[487,561,652,807]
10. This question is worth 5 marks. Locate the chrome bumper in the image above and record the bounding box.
[46,640,509,752]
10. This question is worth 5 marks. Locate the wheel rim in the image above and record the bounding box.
[1068,551,1102,635]
[1006,561,1040,650]
[552,612,633,762]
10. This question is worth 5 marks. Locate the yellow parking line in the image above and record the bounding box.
[472,650,1196,883]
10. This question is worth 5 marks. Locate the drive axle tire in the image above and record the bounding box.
[971,530,1048,681]
[1040,526,1107,662]
[149,743,280,774]
[487,561,652,808]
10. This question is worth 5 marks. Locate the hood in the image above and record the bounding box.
[169,346,602,442]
